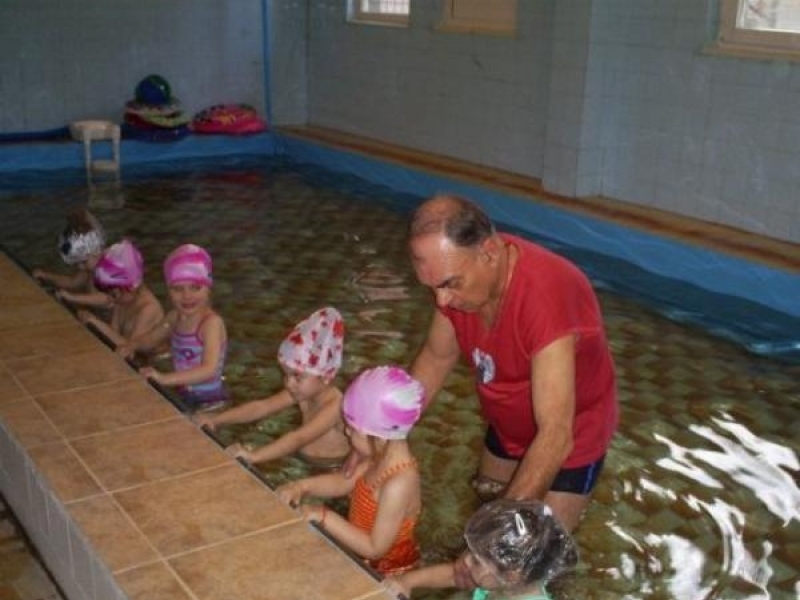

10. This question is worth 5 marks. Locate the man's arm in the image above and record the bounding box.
[503,334,576,500]
[409,310,461,409]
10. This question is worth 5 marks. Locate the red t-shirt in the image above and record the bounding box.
[441,234,617,468]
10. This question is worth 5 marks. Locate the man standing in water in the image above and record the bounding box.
[407,194,618,539]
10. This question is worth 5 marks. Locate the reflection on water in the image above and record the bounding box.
[0,157,798,599]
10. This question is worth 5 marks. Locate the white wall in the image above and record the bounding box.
[305,0,555,180]
[0,0,266,131]
[302,0,800,244]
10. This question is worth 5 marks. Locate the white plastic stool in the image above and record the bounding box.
[69,120,121,188]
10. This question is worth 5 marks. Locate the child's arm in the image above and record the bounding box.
[32,268,87,292]
[193,389,295,430]
[390,563,456,595]
[145,313,225,387]
[77,309,126,348]
[309,466,418,561]
[277,461,365,506]
[57,289,112,309]
[237,393,342,464]
[118,314,173,358]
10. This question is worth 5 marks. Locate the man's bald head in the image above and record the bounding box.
[408,194,495,248]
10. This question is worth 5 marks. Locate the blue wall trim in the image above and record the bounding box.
[279,135,800,323]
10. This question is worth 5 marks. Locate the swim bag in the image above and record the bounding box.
[190,104,267,135]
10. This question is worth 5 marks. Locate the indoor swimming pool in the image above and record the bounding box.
[0,153,798,599]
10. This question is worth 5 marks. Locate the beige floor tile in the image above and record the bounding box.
[115,561,194,600]
[67,495,157,571]
[114,464,297,557]
[0,322,100,362]
[5,349,136,397]
[70,419,229,491]
[169,521,385,600]
[0,368,27,407]
[35,379,179,439]
[0,271,48,303]
[0,299,71,332]
[27,441,102,502]
[0,400,61,448]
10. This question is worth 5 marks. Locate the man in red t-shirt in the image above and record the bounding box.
[408,194,618,544]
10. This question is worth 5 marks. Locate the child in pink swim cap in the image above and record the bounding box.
[76,239,164,353]
[277,365,425,576]
[163,243,213,287]
[32,208,112,311]
[120,243,228,412]
[194,307,350,469]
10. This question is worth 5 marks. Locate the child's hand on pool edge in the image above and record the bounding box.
[276,480,308,507]
[139,366,163,383]
[224,442,252,463]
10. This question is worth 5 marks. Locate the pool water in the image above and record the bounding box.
[1,156,798,599]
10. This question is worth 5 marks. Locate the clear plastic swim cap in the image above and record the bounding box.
[163,243,212,287]
[278,307,345,379]
[464,499,578,588]
[94,239,144,290]
[58,209,106,265]
[342,366,424,440]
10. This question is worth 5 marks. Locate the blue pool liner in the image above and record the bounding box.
[0,131,797,360]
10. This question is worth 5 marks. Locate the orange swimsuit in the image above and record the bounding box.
[348,459,420,575]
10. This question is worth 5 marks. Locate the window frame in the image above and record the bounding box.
[711,0,800,60]
[436,0,517,37]
[347,0,409,27]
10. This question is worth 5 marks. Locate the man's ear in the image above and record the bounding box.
[480,236,501,264]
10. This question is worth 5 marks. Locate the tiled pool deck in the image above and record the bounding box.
[0,253,391,600]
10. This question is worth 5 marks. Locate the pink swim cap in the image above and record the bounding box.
[278,307,345,379]
[164,244,212,287]
[94,240,144,290]
[343,366,425,440]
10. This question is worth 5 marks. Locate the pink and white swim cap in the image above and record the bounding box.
[343,366,425,440]
[164,243,212,287]
[94,240,144,290]
[278,307,345,379]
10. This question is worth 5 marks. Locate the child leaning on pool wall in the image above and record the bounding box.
[77,239,165,352]
[276,365,425,576]
[385,498,578,600]
[193,306,350,468]
[118,243,229,412]
[31,208,111,309]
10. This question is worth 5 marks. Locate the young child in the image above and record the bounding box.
[76,239,165,353]
[277,365,425,576]
[32,208,111,309]
[194,307,350,469]
[385,499,578,600]
[119,243,228,411]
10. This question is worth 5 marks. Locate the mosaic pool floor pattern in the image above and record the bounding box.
[0,139,798,599]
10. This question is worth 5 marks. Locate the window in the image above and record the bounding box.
[438,0,517,36]
[715,0,800,59]
[348,0,409,27]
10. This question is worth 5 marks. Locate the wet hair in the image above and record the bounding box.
[408,194,495,248]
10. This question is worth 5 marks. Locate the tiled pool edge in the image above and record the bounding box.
[0,420,126,600]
